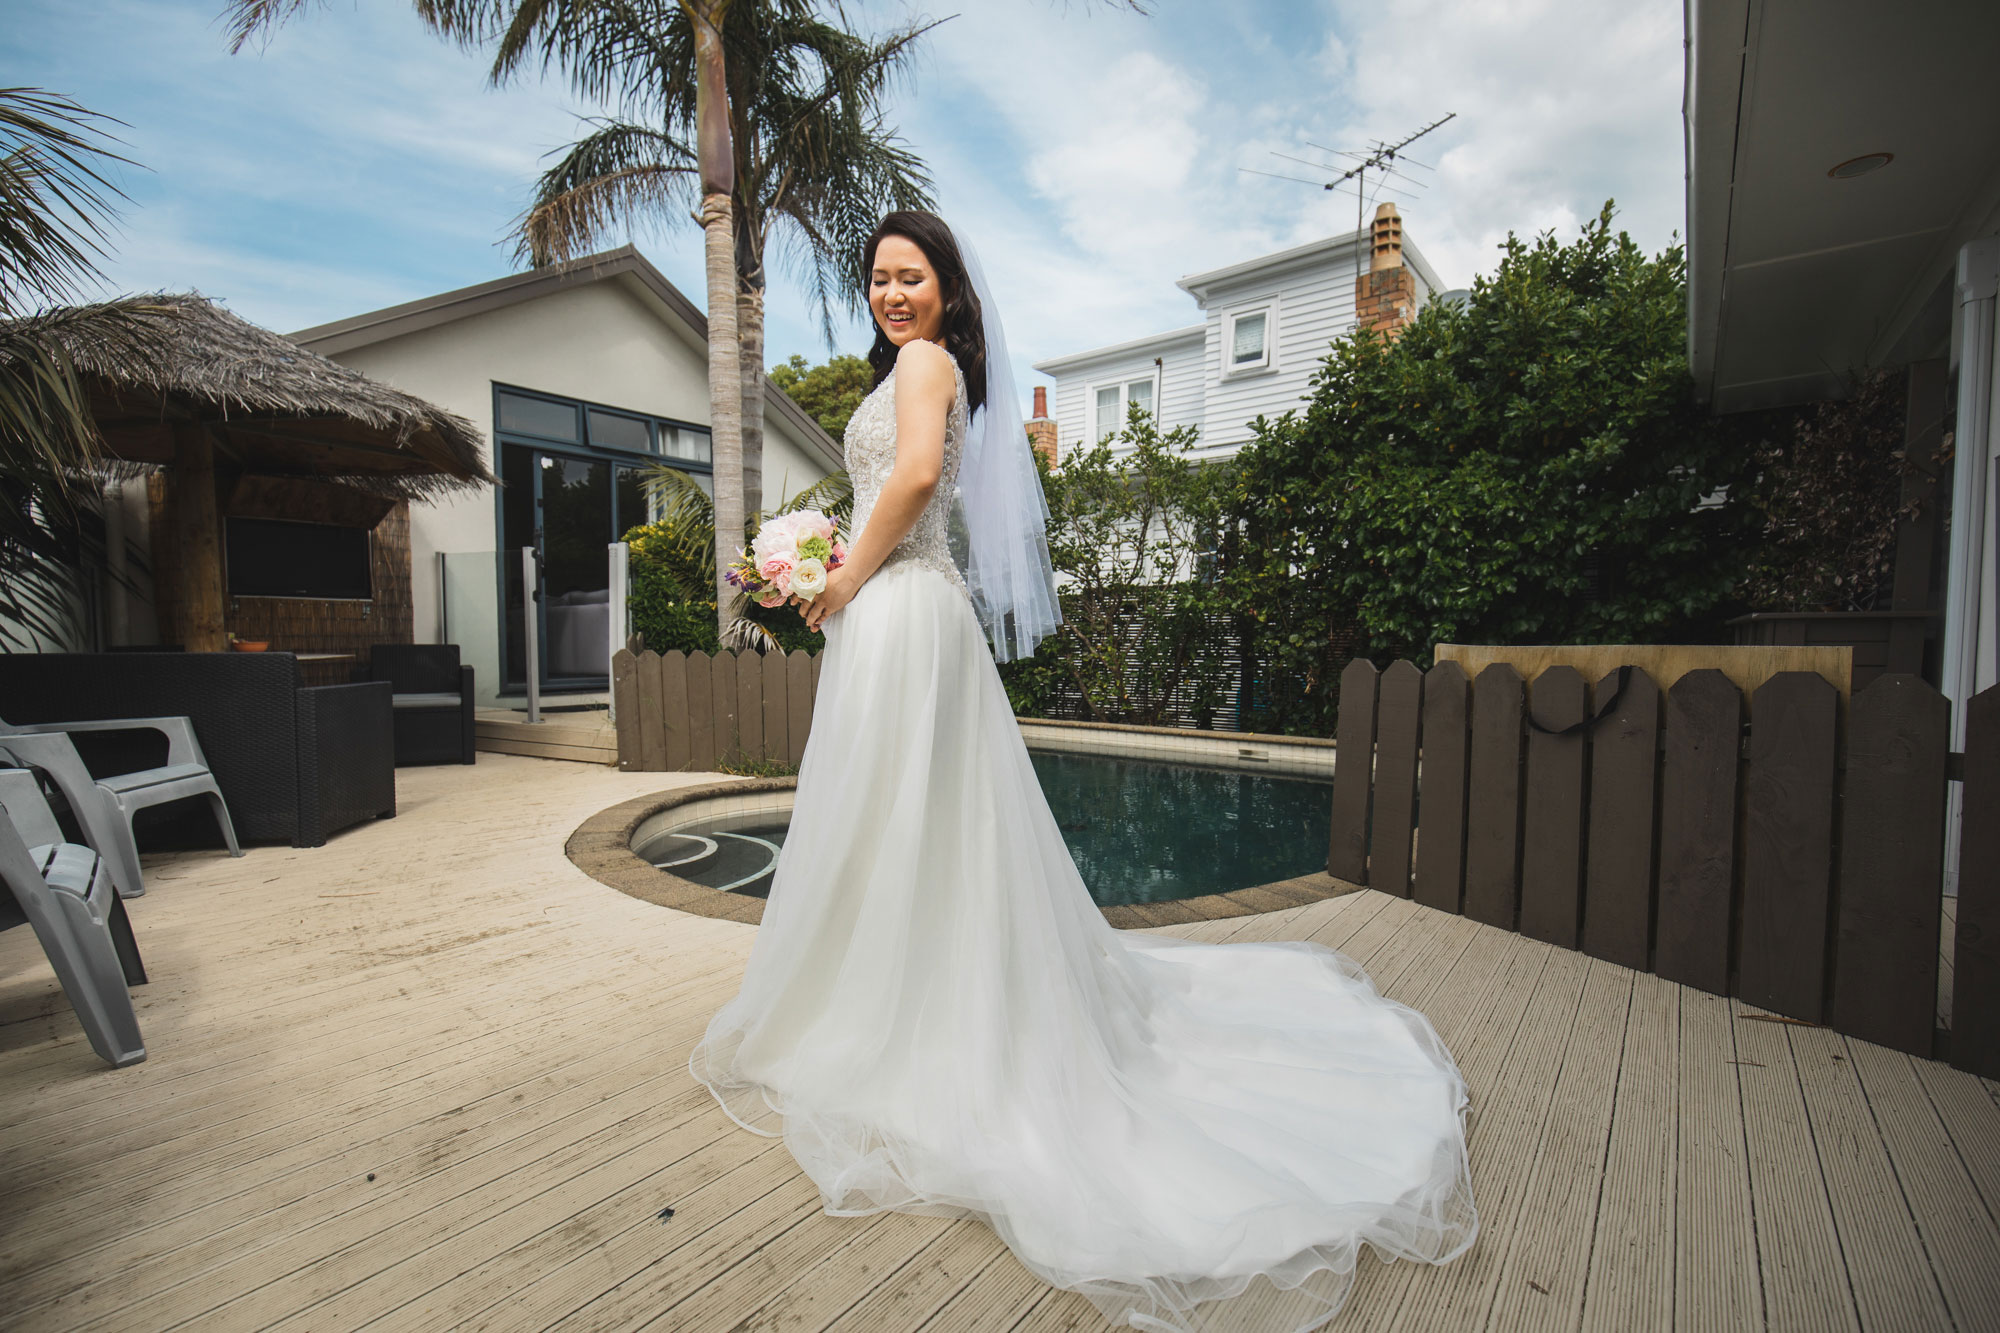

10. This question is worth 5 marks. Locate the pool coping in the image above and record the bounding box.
[564,776,1362,928]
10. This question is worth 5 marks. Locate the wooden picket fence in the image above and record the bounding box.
[1329,658,2000,1078]
[610,643,822,772]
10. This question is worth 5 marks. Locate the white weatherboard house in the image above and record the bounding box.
[291,246,843,708]
[1030,205,1447,463]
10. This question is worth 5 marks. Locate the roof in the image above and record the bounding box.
[1172,225,1443,301]
[1030,323,1205,375]
[18,292,493,498]
[288,245,845,470]
[1685,0,2000,411]
[1034,226,1448,377]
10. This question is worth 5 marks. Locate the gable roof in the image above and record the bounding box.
[1173,226,1444,303]
[288,245,843,469]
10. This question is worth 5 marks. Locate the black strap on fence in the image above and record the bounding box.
[1524,664,1636,737]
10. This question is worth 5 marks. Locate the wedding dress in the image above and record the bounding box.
[689,349,1477,1332]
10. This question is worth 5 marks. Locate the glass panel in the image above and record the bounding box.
[615,464,650,537]
[662,426,713,463]
[497,390,580,442]
[589,409,652,454]
[440,550,502,709]
[541,455,612,680]
[1095,385,1120,440]
[1231,311,1267,364]
[1127,379,1154,417]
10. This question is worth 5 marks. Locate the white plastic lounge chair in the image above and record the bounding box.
[0,731,158,899]
[0,713,242,898]
[0,768,148,1068]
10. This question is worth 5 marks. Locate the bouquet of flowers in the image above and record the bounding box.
[725,509,848,608]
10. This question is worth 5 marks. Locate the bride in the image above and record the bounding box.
[689,210,1476,1332]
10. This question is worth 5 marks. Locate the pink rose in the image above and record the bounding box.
[830,540,848,565]
[759,551,795,594]
[755,587,787,608]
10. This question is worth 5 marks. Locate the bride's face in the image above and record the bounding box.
[869,235,947,350]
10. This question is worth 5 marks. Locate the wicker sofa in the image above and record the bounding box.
[0,651,395,848]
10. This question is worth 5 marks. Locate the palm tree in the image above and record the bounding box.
[0,87,168,649]
[445,0,937,641]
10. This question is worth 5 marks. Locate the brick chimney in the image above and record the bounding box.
[1026,383,1058,468]
[1353,202,1417,338]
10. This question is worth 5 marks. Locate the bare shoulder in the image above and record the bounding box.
[892,338,955,400]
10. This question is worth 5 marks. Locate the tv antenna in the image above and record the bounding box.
[1241,112,1456,236]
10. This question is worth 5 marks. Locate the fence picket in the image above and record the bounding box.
[686,650,715,772]
[1582,666,1660,971]
[1369,661,1423,897]
[662,650,691,772]
[1954,682,2000,1078]
[1832,674,1948,1055]
[612,648,642,771]
[711,651,738,769]
[1520,666,1588,947]
[733,649,761,763]
[1739,672,1838,1021]
[1413,661,1470,914]
[629,651,661,773]
[1328,659,1379,883]
[787,650,813,767]
[763,650,789,763]
[1464,664,1525,929]
[1656,670,1742,996]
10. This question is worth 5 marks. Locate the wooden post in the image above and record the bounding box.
[172,424,226,651]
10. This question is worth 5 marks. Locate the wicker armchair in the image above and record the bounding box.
[360,644,476,766]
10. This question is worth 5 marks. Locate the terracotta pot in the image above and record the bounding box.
[231,640,270,652]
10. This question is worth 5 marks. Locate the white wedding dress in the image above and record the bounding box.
[689,351,1477,1332]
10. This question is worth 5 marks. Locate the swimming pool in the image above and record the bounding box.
[633,751,1332,907]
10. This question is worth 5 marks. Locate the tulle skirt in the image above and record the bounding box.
[688,561,1477,1332]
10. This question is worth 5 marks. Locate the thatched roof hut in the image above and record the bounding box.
[9,292,498,652]
[47,292,494,496]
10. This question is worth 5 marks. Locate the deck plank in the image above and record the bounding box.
[1732,1003,1862,1332]
[1485,960,1635,1332]
[1843,1038,2000,1331]
[1579,970,1680,1333]
[1787,1024,1951,1332]
[1673,988,1761,1333]
[4,758,1996,1333]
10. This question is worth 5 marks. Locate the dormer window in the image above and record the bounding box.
[1224,304,1274,376]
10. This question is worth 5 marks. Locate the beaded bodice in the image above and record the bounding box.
[843,347,971,596]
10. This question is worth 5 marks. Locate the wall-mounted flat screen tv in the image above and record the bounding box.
[225,516,372,599]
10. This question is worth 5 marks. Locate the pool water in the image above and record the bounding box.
[638,751,1332,907]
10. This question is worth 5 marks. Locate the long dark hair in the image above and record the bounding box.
[861,211,988,415]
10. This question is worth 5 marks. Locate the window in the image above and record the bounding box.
[498,390,581,442]
[587,408,651,454]
[660,425,713,465]
[1224,306,1274,375]
[1090,374,1161,444]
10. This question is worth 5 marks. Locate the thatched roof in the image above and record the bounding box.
[40,292,495,498]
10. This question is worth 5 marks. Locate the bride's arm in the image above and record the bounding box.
[802,339,956,629]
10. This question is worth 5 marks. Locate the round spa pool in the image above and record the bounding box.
[630,751,1332,908]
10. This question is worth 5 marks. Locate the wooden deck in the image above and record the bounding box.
[3,755,1996,1332]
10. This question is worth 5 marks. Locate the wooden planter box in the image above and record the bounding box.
[1726,609,1935,690]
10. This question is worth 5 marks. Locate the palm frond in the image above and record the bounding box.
[0,88,140,313]
[513,119,698,264]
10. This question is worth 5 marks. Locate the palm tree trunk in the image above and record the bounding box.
[738,281,766,518]
[687,0,744,641]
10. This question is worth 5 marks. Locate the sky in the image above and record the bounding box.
[7,0,1689,399]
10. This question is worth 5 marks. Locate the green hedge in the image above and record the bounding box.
[626,560,824,657]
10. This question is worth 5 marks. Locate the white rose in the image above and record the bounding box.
[790,557,828,599]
